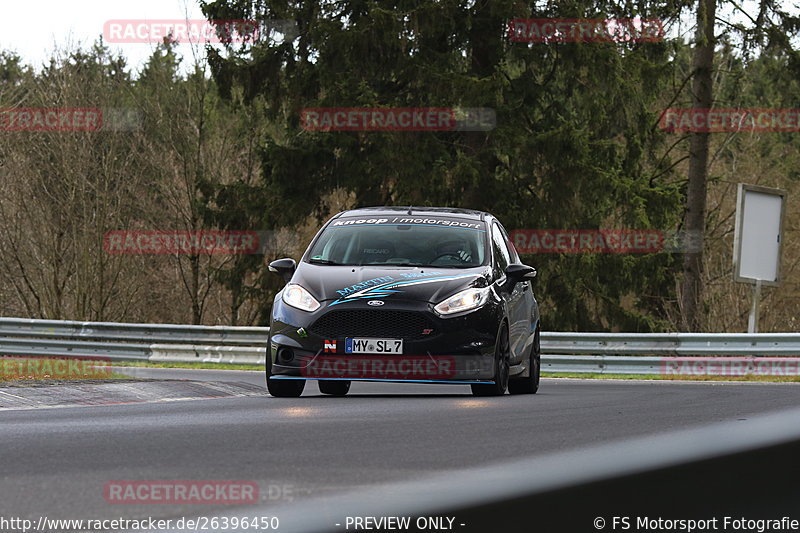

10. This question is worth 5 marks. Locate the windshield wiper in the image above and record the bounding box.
[384,262,477,268]
[308,258,345,265]
[374,262,427,267]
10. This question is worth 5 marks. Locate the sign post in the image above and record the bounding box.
[732,184,786,333]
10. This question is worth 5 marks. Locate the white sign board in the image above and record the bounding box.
[733,183,786,286]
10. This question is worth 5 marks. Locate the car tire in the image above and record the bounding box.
[508,326,540,395]
[318,380,351,396]
[265,349,305,397]
[471,323,510,397]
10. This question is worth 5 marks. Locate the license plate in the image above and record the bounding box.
[345,338,403,354]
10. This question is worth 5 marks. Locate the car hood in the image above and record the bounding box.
[292,264,491,305]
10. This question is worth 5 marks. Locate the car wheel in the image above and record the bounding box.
[508,326,540,395]
[266,349,305,397]
[471,323,510,397]
[318,380,351,396]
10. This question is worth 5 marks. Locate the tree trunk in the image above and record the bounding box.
[680,0,716,331]
[462,1,502,207]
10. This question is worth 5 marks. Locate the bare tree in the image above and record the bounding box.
[0,46,152,320]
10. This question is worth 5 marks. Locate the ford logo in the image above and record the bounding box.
[367,300,385,306]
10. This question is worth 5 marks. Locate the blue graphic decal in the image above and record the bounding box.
[329,273,477,306]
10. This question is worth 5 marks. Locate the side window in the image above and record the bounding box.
[497,223,520,263]
[491,223,511,279]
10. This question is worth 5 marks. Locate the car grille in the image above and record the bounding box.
[308,310,437,340]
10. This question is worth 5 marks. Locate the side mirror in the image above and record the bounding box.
[504,263,537,288]
[269,258,297,283]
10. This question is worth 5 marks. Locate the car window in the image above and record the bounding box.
[307,219,487,267]
[491,222,511,278]
[497,222,520,263]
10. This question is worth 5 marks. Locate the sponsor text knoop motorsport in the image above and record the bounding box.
[331,218,483,230]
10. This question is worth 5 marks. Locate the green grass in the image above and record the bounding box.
[543,372,800,382]
[112,361,264,371]
[0,358,264,383]
[115,364,800,382]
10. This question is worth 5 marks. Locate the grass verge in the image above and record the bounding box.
[0,357,131,382]
[111,361,264,371]
[5,358,796,383]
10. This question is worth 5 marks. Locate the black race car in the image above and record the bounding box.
[266,206,540,397]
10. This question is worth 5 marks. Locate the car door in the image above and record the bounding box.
[498,222,537,357]
[491,222,527,363]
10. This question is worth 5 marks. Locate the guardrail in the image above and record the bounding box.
[0,317,798,372]
[0,317,269,364]
[542,355,666,374]
[0,317,268,345]
[542,332,800,374]
[543,331,800,356]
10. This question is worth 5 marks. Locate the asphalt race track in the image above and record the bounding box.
[2,368,800,526]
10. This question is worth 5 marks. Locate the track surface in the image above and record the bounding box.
[2,368,800,523]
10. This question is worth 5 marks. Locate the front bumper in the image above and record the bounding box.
[268,297,501,383]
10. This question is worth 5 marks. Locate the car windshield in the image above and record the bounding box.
[306,220,487,268]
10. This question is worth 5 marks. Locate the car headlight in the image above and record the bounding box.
[434,287,490,316]
[282,284,321,312]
